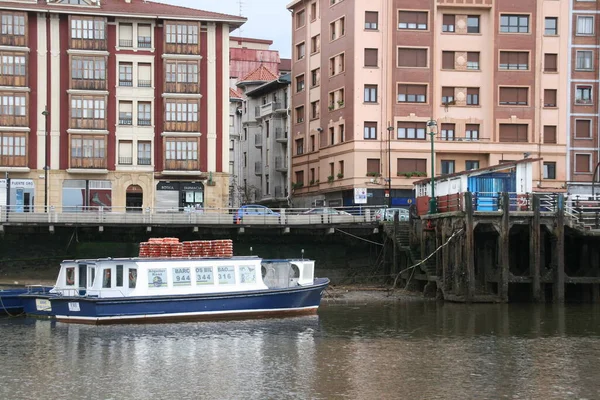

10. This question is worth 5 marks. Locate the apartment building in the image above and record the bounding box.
[236,65,291,207]
[287,0,568,208]
[568,1,600,195]
[0,0,244,212]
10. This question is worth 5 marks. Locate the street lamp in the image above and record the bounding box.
[427,119,438,214]
[42,108,49,212]
[386,125,393,207]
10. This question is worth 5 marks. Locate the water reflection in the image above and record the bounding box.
[0,302,599,400]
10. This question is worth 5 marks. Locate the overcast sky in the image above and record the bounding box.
[156,0,292,58]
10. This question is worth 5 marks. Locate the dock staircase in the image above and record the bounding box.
[383,222,436,277]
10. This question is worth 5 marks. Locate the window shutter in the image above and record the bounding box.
[367,158,380,174]
[575,120,591,138]
[138,24,151,37]
[442,51,455,69]
[139,63,151,81]
[442,87,454,98]
[544,126,557,144]
[416,49,427,67]
[365,48,378,66]
[119,23,133,41]
[365,11,378,25]
[544,53,557,72]
[575,154,590,172]
[467,52,479,63]
[443,14,454,26]
[544,89,556,107]
[499,124,518,142]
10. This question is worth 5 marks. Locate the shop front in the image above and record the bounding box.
[62,180,112,212]
[0,179,36,212]
[156,181,204,212]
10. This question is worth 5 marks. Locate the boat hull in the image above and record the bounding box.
[20,294,55,317]
[50,278,329,325]
[1,287,53,315]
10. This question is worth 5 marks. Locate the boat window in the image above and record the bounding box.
[116,265,124,287]
[217,266,235,285]
[128,268,137,289]
[173,267,191,286]
[195,266,213,285]
[148,268,167,288]
[102,268,112,288]
[89,267,96,287]
[239,265,256,284]
[78,264,87,287]
[65,267,75,286]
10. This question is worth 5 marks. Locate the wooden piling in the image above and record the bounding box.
[500,192,510,302]
[464,192,475,301]
[554,194,565,303]
[442,220,450,293]
[531,195,541,302]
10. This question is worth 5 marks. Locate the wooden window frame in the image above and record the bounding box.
[69,134,107,169]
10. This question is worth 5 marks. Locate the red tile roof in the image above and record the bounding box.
[0,0,246,25]
[238,64,279,83]
[229,87,243,99]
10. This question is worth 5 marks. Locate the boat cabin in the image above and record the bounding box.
[52,257,316,298]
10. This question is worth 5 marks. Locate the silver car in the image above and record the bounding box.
[376,207,409,222]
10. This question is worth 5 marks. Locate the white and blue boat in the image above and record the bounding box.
[21,256,329,325]
[0,286,53,315]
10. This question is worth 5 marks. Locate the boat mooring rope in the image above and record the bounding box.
[335,229,384,246]
[391,228,465,291]
[0,294,25,318]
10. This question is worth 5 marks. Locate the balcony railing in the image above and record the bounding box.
[70,157,107,169]
[138,157,151,166]
[255,133,263,148]
[254,161,262,175]
[164,159,200,171]
[119,39,133,47]
[119,80,133,87]
[138,37,151,48]
[275,156,287,171]
[119,118,133,126]
[138,118,151,126]
[275,127,287,142]
[138,80,152,88]
[259,102,282,117]
[119,156,133,165]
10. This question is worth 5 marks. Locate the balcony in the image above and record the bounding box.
[164,159,200,171]
[254,161,262,175]
[70,38,107,51]
[275,128,288,143]
[164,82,199,94]
[119,79,133,87]
[0,155,27,168]
[119,156,133,165]
[70,157,107,169]
[138,118,151,126]
[275,156,288,172]
[119,39,133,48]
[72,78,106,91]
[0,75,26,87]
[255,133,263,148]
[259,102,283,117]
[164,120,199,132]
[274,186,285,198]
[138,157,151,166]
[138,37,152,48]
[0,34,26,47]
[138,80,152,88]
[437,0,492,6]
[119,116,133,126]
[0,115,28,127]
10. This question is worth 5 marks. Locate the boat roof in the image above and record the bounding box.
[62,256,263,263]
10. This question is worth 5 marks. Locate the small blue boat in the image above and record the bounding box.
[0,286,53,315]
[21,256,329,325]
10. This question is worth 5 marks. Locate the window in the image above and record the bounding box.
[441,87,454,105]
[0,94,26,118]
[365,11,378,30]
[165,138,198,161]
[295,106,305,123]
[0,53,26,76]
[102,268,111,288]
[295,170,304,186]
[440,123,455,141]
[575,85,593,105]
[328,88,344,109]
[296,42,305,60]
[70,135,106,166]
[544,125,557,144]
[499,51,528,70]
[119,23,133,47]
[499,124,528,142]
[442,51,455,70]
[575,119,591,138]
[311,68,320,86]
[397,122,427,140]
[296,74,305,92]
[397,84,427,103]
[243,152,247,166]
[397,48,427,68]
[467,88,479,106]
[328,128,335,145]
[310,100,319,119]
[138,63,151,87]
[543,162,556,179]
[137,24,152,48]
[397,158,426,174]
[442,15,455,32]
[339,160,344,176]
[1,13,26,36]
[466,160,479,170]
[499,87,528,105]
[467,52,480,70]
[545,17,557,35]
[398,11,428,30]
[118,101,133,125]
[329,53,345,75]
[296,9,305,29]
[338,124,345,143]
[119,62,132,86]
[330,17,345,40]
[165,23,199,44]
[500,14,529,33]
[364,122,377,139]
[575,154,591,173]
[138,141,151,165]
[119,140,133,164]
[364,85,377,103]
[441,160,455,175]
[466,124,480,141]
[544,89,557,107]
[364,48,378,67]
[576,51,593,71]
[311,34,320,53]
[70,96,105,129]
[467,15,480,33]
[0,132,26,165]
[70,17,106,40]
[544,54,557,72]
[577,16,594,35]
[310,2,317,21]
[367,158,380,176]
[138,102,151,126]
[164,100,199,126]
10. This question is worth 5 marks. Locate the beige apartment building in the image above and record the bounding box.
[287,0,569,208]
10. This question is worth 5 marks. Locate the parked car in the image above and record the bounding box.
[376,207,409,222]
[235,205,280,224]
[302,207,352,215]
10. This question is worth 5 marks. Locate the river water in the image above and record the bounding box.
[1,300,599,400]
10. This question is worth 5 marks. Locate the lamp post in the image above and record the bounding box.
[42,108,49,212]
[427,119,438,214]
[386,125,393,207]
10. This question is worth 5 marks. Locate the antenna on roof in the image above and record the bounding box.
[237,0,244,39]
